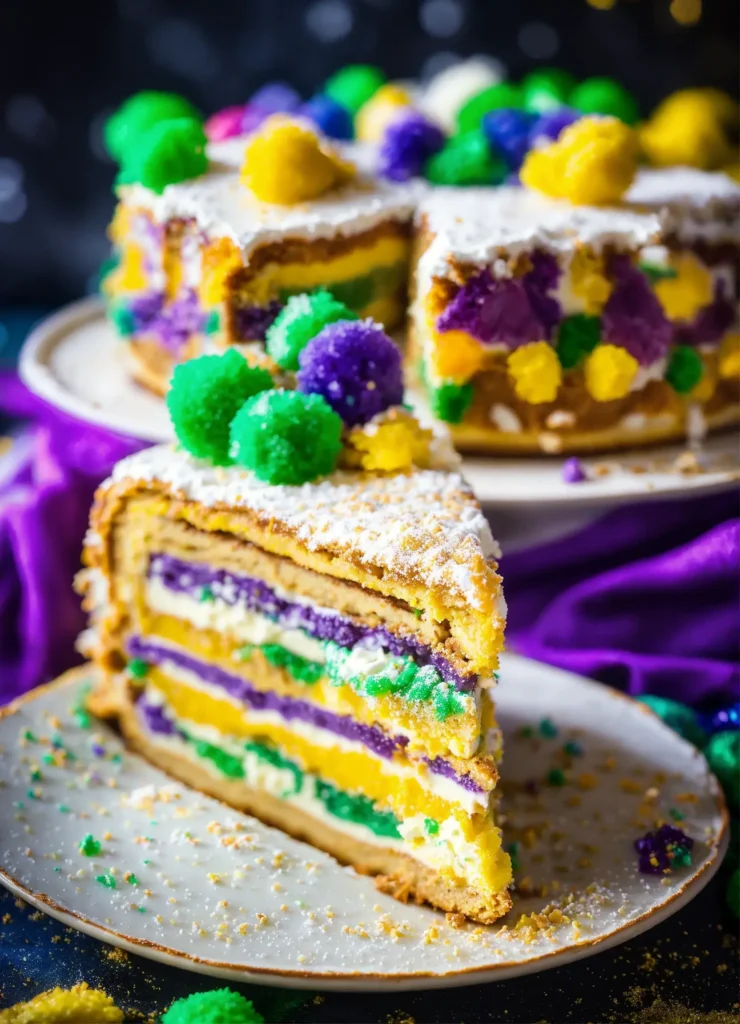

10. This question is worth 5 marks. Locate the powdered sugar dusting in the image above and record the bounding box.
[107,445,500,610]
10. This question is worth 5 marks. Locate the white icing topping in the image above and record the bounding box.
[627,168,740,245]
[107,445,503,611]
[416,187,663,282]
[121,147,423,258]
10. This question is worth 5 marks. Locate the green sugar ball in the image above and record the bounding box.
[522,68,576,114]
[637,694,707,749]
[728,869,740,918]
[229,389,343,485]
[570,77,639,125]
[265,290,357,371]
[161,987,264,1024]
[167,350,273,465]
[456,82,524,134]
[556,314,601,369]
[325,64,386,114]
[704,731,740,807]
[116,117,208,195]
[105,90,201,162]
[424,130,507,186]
[429,382,474,424]
[666,345,703,394]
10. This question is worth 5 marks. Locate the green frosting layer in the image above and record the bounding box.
[181,726,402,839]
[314,779,402,839]
[260,644,324,685]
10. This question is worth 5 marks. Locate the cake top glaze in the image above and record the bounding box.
[105,443,501,614]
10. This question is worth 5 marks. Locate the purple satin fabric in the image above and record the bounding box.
[1,371,738,707]
[0,374,144,700]
[502,492,740,705]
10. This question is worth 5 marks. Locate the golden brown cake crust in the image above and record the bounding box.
[116,699,511,925]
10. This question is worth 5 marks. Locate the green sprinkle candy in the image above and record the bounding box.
[116,117,208,194]
[665,346,703,394]
[570,76,639,125]
[167,350,273,466]
[96,873,117,889]
[325,64,386,115]
[79,833,102,857]
[456,82,524,133]
[160,988,265,1024]
[261,644,323,685]
[104,91,200,162]
[669,807,685,822]
[538,718,558,739]
[522,68,576,114]
[199,585,215,603]
[127,658,150,680]
[424,817,439,836]
[547,768,566,787]
[127,873,140,886]
[429,381,474,424]
[265,290,357,372]
[556,314,601,370]
[229,389,343,486]
[58,804,70,814]
[22,730,37,743]
[425,130,506,187]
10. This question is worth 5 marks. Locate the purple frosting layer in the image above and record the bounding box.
[128,636,485,793]
[128,290,207,353]
[137,696,181,736]
[234,301,283,342]
[148,554,477,691]
[129,635,406,761]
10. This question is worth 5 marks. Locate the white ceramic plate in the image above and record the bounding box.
[0,657,726,992]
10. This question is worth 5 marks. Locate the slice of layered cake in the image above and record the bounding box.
[410,118,740,453]
[78,302,511,923]
[103,101,420,395]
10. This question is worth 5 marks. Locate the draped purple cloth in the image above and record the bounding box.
[1,371,738,706]
[0,374,144,698]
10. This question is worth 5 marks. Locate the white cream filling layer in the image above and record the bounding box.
[146,664,490,814]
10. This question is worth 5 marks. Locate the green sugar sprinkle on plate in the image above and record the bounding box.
[79,833,102,857]
[96,873,117,889]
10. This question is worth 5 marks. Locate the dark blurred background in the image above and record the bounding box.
[0,0,737,307]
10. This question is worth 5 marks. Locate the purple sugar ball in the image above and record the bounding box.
[240,103,269,134]
[379,111,446,182]
[300,94,354,139]
[249,82,302,114]
[529,107,580,145]
[297,319,404,426]
[482,108,534,170]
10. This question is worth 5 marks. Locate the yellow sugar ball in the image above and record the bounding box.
[522,116,638,205]
[640,90,736,170]
[507,341,562,404]
[569,248,612,313]
[428,328,486,384]
[355,84,412,143]
[584,344,639,401]
[654,253,714,322]
[345,408,432,472]
[718,333,740,380]
[241,116,355,205]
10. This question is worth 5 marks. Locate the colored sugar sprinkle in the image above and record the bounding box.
[30,768,42,781]
[58,804,70,814]
[507,841,520,871]
[424,817,439,836]
[538,718,558,738]
[96,873,117,889]
[22,730,37,742]
[547,768,566,787]
[80,834,102,857]
[634,824,694,875]
[412,608,424,619]
[160,987,264,1024]
[13,800,24,809]
[563,741,583,757]
[92,743,106,758]
[127,658,150,680]
[126,873,140,885]
[199,585,215,603]
[261,644,324,685]
[26,788,40,800]
[561,457,587,485]
[669,807,685,821]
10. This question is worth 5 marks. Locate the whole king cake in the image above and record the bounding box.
[77,301,512,924]
[101,67,739,453]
